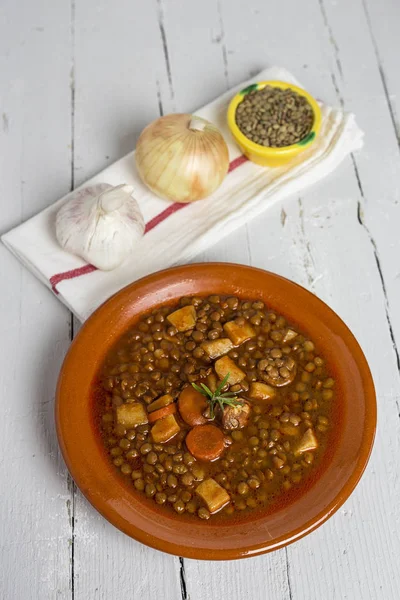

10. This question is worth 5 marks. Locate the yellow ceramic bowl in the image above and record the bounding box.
[227,80,322,167]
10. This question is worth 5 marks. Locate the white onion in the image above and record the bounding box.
[135,113,229,203]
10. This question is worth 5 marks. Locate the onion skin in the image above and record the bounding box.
[135,113,229,203]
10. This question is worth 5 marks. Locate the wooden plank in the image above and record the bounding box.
[155,0,229,113]
[0,1,73,598]
[183,0,327,596]
[159,1,290,597]
[72,0,171,187]
[71,1,181,598]
[290,4,400,598]
[320,0,400,347]
[184,0,400,598]
[185,549,291,600]
[250,177,400,600]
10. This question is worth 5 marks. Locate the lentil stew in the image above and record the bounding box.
[95,294,340,522]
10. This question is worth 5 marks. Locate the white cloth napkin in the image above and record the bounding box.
[2,67,363,322]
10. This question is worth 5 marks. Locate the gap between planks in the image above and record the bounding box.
[352,156,400,416]
[318,0,400,412]
[68,317,76,599]
[69,1,77,596]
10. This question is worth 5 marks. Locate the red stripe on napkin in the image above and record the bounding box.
[144,201,187,234]
[228,155,248,172]
[50,154,248,294]
[50,264,97,293]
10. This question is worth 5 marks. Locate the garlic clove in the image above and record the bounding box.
[98,184,134,212]
[56,183,144,271]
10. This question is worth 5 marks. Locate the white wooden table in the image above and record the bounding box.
[1,1,400,598]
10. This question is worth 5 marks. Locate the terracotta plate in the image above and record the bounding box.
[56,263,376,560]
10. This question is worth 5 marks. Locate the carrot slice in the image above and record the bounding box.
[148,403,176,424]
[178,387,208,426]
[185,424,225,462]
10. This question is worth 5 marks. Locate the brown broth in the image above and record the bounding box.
[93,295,342,523]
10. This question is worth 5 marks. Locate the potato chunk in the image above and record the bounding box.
[196,478,230,513]
[295,428,318,455]
[223,320,256,345]
[151,414,180,443]
[116,403,148,428]
[147,394,174,413]
[249,382,276,401]
[201,338,234,359]
[214,356,245,385]
[280,424,300,437]
[283,328,298,343]
[166,305,196,332]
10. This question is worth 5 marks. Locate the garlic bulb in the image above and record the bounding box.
[56,183,145,270]
[135,113,229,203]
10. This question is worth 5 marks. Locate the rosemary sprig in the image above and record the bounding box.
[192,373,243,420]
